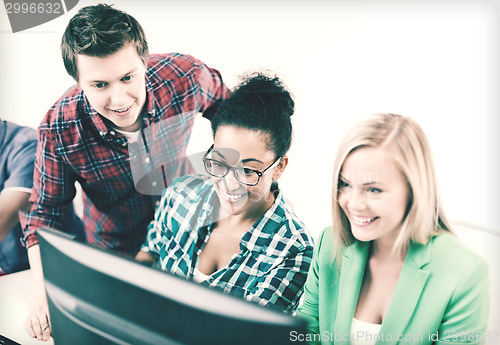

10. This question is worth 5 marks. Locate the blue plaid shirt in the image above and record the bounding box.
[141,175,314,313]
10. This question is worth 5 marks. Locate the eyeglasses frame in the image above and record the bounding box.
[202,144,282,186]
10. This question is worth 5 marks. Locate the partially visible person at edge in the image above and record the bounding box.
[136,72,314,313]
[0,119,83,276]
[296,113,489,344]
[23,4,229,341]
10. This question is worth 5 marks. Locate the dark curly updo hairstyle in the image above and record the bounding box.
[61,4,149,81]
[211,72,295,159]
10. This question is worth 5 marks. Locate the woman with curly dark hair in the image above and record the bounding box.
[137,72,314,313]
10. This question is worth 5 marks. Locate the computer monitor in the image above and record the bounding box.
[37,228,307,345]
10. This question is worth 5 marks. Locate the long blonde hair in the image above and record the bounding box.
[331,113,452,262]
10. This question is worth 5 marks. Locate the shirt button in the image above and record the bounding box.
[145,157,150,163]
[152,181,157,187]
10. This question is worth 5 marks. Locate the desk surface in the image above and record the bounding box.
[0,269,54,345]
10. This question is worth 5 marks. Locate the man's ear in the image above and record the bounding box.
[272,155,288,181]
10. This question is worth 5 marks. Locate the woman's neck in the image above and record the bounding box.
[370,238,406,263]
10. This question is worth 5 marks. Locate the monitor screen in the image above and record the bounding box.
[37,228,307,345]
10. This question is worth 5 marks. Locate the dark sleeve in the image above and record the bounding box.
[3,127,37,190]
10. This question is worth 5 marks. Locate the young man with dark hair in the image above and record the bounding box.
[23,4,229,340]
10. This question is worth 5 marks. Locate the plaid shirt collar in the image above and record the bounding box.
[239,192,285,254]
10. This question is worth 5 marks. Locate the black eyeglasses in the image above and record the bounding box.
[202,144,281,186]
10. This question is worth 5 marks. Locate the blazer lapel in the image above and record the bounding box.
[378,241,431,345]
[335,241,370,343]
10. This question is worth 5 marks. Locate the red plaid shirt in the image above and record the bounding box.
[23,53,229,255]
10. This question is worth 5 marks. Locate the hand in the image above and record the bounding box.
[135,250,157,267]
[25,292,51,341]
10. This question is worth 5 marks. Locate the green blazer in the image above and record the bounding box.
[296,227,490,344]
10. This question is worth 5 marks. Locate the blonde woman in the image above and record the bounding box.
[296,114,489,344]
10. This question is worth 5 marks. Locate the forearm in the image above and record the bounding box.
[27,244,46,296]
[25,243,52,341]
[0,212,21,242]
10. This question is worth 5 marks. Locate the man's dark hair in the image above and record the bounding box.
[61,4,149,81]
[211,72,295,158]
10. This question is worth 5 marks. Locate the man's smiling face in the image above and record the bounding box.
[77,43,147,132]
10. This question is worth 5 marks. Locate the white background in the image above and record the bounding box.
[1,0,498,239]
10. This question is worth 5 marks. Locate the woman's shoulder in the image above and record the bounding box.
[423,232,488,277]
[429,232,485,263]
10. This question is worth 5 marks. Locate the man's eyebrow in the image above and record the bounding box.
[121,68,139,77]
[85,78,106,84]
